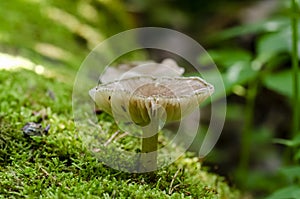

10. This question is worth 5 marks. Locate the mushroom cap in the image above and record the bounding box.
[89,76,214,126]
[99,58,185,84]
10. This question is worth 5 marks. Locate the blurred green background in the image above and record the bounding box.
[1,0,300,198]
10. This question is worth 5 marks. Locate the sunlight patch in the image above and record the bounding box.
[34,43,72,61]
[0,53,52,77]
[45,6,103,48]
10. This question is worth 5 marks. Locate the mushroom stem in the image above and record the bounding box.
[141,129,158,172]
[140,100,166,172]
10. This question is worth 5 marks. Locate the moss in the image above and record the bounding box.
[0,68,239,198]
[0,1,239,196]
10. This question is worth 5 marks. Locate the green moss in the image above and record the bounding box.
[0,69,239,198]
[0,1,239,197]
[0,0,138,72]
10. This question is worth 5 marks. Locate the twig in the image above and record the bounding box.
[114,132,129,142]
[41,167,50,177]
[168,168,181,195]
[104,130,120,146]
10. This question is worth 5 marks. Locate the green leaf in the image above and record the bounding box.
[263,70,300,98]
[256,30,290,63]
[223,61,258,90]
[256,24,300,63]
[201,49,252,69]
[273,135,300,147]
[211,17,289,41]
[279,166,300,182]
[266,185,300,199]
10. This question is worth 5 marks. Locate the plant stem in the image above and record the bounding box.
[238,79,259,184]
[291,0,299,140]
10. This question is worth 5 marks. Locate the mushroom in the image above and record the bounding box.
[89,59,214,172]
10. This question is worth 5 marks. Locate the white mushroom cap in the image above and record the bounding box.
[99,58,185,83]
[89,76,214,126]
